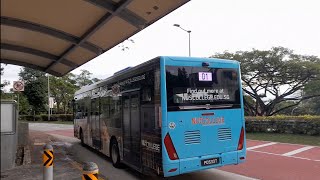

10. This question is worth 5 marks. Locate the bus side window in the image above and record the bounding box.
[76,110,82,119]
[84,107,88,118]
[101,97,110,118]
[142,88,152,102]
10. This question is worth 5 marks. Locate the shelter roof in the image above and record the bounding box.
[1,0,189,76]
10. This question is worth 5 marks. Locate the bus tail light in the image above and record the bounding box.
[237,127,245,150]
[164,133,179,160]
[168,168,177,172]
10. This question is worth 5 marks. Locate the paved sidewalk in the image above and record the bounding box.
[1,130,82,180]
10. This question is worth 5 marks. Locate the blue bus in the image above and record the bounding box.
[73,56,246,177]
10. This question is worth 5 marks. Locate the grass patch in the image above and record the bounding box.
[246,132,320,146]
[19,120,73,125]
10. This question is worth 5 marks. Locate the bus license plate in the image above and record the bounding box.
[201,158,219,166]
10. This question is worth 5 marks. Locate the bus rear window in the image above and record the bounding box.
[166,66,240,111]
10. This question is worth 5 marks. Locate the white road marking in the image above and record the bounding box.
[247,142,277,150]
[247,139,320,147]
[248,150,320,162]
[282,146,314,156]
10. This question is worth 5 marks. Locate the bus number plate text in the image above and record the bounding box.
[201,158,219,166]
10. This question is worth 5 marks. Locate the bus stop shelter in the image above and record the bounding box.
[1,0,189,76]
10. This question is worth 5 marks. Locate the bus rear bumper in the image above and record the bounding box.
[163,151,244,177]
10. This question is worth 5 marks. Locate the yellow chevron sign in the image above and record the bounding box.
[43,150,53,167]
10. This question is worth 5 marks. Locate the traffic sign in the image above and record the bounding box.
[13,81,24,92]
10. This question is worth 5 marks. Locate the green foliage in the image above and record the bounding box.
[245,115,320,121]
[245,116,320,136]
[19,114,73,121]
[75,69,94,87]
[4,65,102,116]
[0,64,10,93]
[212,47,320,116]
[300,70,320,114]
[19,67,47,114]
[49,73,78,114]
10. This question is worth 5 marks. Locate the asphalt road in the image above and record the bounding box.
[29,123,320,180]
[29,123,257,180]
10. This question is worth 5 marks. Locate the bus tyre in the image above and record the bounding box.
[80,129,84,146]
[111,141,121,168]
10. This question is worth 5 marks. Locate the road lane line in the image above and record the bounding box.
[249,150,320,162]
[247,142,277,150]
[248,139,320,147]
[282,146,314,156]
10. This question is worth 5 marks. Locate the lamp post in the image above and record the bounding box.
[173,24,191,57]
[48,74,50,121]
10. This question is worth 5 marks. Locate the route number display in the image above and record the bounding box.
[198,72,212,81]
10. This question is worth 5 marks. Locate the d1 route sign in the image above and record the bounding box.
[13,81,25,92]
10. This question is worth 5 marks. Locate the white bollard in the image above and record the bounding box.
[43,144,53,180]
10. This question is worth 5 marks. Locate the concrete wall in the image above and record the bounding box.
[1,101,18,171]
[18,122,29,146]
[1,131,18,170]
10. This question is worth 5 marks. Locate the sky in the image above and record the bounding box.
[1,0,320,91]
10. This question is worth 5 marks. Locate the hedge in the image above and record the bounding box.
[19,114,73,121]
[246,115,320,121]
[245,115,320,136]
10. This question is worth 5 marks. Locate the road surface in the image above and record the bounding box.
[29,123,320,180]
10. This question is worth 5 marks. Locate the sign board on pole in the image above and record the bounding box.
[49,97,54,109]
[13,81,24,92]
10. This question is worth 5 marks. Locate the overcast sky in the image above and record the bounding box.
[1,0,320,90]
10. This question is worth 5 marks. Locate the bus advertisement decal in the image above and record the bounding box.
[141,140,160,153]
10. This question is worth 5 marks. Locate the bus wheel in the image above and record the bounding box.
[111,141,121,168]
[80,129,84,146]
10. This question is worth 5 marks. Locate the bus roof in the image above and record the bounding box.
[74,56,240,96]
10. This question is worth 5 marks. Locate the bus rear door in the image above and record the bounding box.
[122,91,141,168]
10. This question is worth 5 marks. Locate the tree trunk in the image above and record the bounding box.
[56,101,61,113]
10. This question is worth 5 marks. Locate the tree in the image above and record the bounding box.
[19,67,47,114]
[15,93,31,115]
[298,76,320,115]
[50,73,78,113]
[75,69,94,87]
[0,64,10,93]
[211,47,320,116]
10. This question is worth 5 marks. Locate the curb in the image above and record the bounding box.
[23,146,31,165]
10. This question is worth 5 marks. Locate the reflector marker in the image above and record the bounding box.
[43,150,53,167]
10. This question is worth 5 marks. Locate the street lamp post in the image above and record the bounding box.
[48,74,50,121]
[173,24,191,57]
